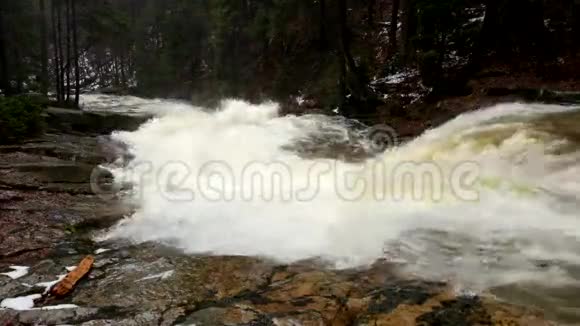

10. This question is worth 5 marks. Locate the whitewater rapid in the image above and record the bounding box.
[91,95,580,292]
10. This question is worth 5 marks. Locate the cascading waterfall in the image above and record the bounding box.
[85,95,580,297]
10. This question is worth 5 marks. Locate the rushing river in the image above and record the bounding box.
[82,94,580,323]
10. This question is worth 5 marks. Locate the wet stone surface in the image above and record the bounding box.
[0,242,555,325]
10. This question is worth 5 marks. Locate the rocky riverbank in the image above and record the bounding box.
[0,107,555,325]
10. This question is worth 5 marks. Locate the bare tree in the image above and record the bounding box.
[337,0,369,109]
[575,0,580,45]
[39,0,49,96]
[367,0,376,27]
[399,0,417,64]
[388,0,400,57]
[338,0,358,78]
[318,0,327,49]
[0,1,8,93]
[51,0,62,103]
[72,0,79,107]
[65,0,71,101]
[57,0,65,103]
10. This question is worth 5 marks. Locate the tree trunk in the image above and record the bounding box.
[240,0,249,19]
[13,47,23,93]
[337,0,369,111]
[114,55,119,86]
[467,0,499,71]
[38,0,49,96]
[338,47,346,109]
[575,0,580,53]
[51,0,62,103]
[388,0,400,57]
[479,0,545,61]
[399,0,417,64]
[572,0,580,49]
[56,0,65,103]
[367,0,376,27]
[0,2,8,94]
[530,0,546,73]
[72,0,80,107]
[120,53,127,86]
[337,0,349,108]
[318,0,327,49]
[480,0,500,52]
[65,0,71,102]
[338,0,358,78]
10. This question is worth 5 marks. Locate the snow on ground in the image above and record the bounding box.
[0,266,29,279]
[0,294,79,311]
[371,70,417,86]
[1,264,82,311]
[138,270,175,281]
[95,248,111,254]
[469,15,485,24]
[0,294,42,310]
[36,304,79,310]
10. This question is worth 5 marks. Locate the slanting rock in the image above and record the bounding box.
[70,244,274,316]
[0,307,100,326]
[45,107,150,135]
[0,128,128,267]
[183,306,261,326]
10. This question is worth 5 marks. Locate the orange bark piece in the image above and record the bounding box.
[50,255,95,297]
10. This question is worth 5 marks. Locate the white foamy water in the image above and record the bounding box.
[99,95,580,292]
[80,93,192,116]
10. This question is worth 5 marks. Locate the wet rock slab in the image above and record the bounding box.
[45,107,151,135]
[0,243,553,325]
[0,109,133,267]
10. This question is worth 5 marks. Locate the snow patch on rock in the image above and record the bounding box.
[0,294,42,310]
[138,270,175,281]
[0,266,29,279]
[95,248,111,254]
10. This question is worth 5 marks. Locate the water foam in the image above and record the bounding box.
[101,97,580,290]
[80,93,192,116]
